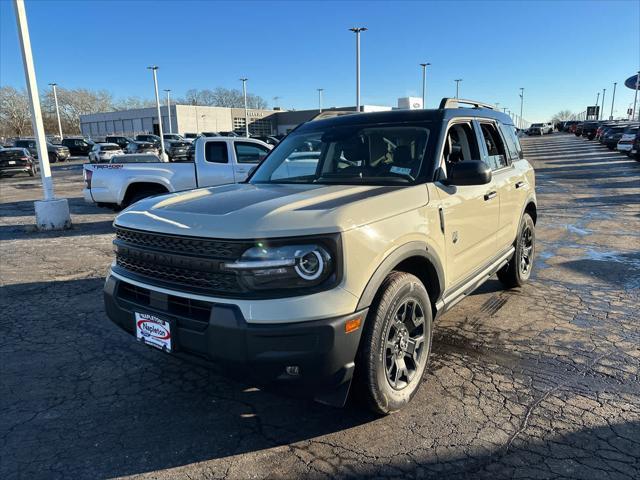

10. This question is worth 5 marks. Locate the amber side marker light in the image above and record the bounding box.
[345,316,362,333]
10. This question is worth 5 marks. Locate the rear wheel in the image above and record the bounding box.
[355,272,433,415]
[498,213,535,288]
[49,153,58,163]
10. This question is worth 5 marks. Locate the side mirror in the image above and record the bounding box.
[445,160,492,186]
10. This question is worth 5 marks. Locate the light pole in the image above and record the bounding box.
[420,62,430,108]
[48,83,63,140]
[164,89,172,134]
[14,0,70,229]
[454,79,462,98]
[317,88,324,112]
[273,96,281,109]
[519,88,524,130]
[610,82,617,120]
[595,92,600,120]
[600,88,606,121]
[240,78,249,137]
[147,66,166,160]
[349,27,367,112]
[633,71,640,122]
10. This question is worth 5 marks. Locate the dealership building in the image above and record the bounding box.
[79,98,420,138]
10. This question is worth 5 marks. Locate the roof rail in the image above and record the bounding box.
[439,98,496,110]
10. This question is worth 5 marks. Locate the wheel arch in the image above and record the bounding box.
[356,242,445,316]
[121,181,170,206]
[524,198,537,224]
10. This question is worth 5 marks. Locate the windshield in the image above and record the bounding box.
[531,123,543,127]
[101,144,121,151]
[250,124,431,185]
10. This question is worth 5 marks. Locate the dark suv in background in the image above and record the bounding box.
[105,136,135,151]
[61,137,94,156]
[14,139,70,162]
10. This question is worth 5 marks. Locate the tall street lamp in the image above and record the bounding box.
[420,62,430,108]
[147,66,166,160]
[595,91,600,119]
[600,88,606,121]
[317,88,324,112]
[519,88,524,129]
[273,96,281,108]
[349,27,367,112]
[164,89,172,134]
[48,83,63,140]
[610,82,617,120]
[633,71,640,122]
[454,79,462,99]
[240,78,249,137]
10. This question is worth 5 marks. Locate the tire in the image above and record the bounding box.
[49,153,58,163]
[497,213,535,288]
[28,166,36,177]
[355,272,433,415]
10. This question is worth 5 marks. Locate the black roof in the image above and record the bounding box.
[297,99,513,133]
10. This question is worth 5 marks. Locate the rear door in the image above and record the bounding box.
[434,120,500,289]
[231,141,270,182]
[195,139,234,187]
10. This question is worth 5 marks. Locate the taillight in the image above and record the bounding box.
[84,169,92,189]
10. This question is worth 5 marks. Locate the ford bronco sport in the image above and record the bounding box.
[104,98,536,414]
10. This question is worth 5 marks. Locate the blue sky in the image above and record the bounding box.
[1,0,638,122]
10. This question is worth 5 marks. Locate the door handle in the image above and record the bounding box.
[484,191,497,201]
[515,181,525,189]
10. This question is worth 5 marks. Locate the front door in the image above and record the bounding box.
[435,121,500,289]
[232,142,270,182]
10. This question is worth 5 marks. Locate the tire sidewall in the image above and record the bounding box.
[515,214,536,283]
[371,277,432,412]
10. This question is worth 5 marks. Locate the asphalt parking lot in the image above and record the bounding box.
[1,135,639,479]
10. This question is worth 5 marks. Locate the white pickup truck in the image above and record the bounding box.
[83,137,271,208]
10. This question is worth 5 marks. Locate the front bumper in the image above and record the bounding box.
[617,143,633,152]
[104,274,367,404]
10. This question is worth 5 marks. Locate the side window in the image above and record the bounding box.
[235,142,269,164]
[501,125,523,160]
[205,142,229,164]
[442,122,481,169]
[479,123,508,170]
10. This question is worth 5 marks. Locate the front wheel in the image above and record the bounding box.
[498,213,535,288]
[355,272,433,415]
[49,153,58,163]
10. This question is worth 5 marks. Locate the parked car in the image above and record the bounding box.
[135,134,162,146]
[126,141,159,156]
[631,131,640,160]
[617,126,639,155]
[543,122,554,134]
[61,137,94,156]
[101,97,537,413]
[218,131,240,137]
[162,136,191,161]
[14,139,70,162]
[580,121,602,140]
[574,122,585,136]
[83,137,272,208]
[528,123,544,135]
[0,148,38,177]
[89,143,124,163]
[105,136,135,151]
[183,133,199,140]
[108,154,161,163]
[601,126,629,150]
[163,133,186,142]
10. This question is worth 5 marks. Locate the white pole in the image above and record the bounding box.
[49,83,63,140]
[350,27,367,112]
[519,88,524,130]
[610,82,617,120]
[240,78,249,137]
[148,66,166,160]
[455,79,462,99]
[420,63,430,108]
[317,88,323,112]
[632,71,639,122]
[14,0,53,200]
[14,0,70,230]
[164,89,172,134]
[600,88,606,121]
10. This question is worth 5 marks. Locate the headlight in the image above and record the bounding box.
[223,243,334,291]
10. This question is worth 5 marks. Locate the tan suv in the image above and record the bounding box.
[104,98,536,414]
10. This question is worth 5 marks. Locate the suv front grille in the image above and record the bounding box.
[114,227,253,296]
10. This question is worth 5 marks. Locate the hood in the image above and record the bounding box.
[115,182,428,238]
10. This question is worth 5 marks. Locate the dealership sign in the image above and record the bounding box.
[624,73,640,90]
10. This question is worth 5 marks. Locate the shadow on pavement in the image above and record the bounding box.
[0,220,114,240]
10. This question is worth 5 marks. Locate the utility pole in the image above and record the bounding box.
[610,82,617,120]
[48,83,63,140]
[317,88,324,112]
[240,78,249,137]
[595,92,600,120]
[420,62,430,108]
[14,0,70,229]
[600,88,606,121]
[147,66,166,161]
[454,79,462,99]
[519,88,524,130]
[164,89,172,134]
[273,96,281,109]
[349,27,367,112]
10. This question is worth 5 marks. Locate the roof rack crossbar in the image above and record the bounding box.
[439,98,496,110]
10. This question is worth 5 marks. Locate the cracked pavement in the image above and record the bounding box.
[1,134,639,479]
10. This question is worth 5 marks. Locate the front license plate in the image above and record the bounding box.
[8,161,16,165]
[135,312,172,352]
[632,149,637,154]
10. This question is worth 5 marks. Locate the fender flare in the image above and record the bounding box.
[356,241,445,311]
[118,178,173,205]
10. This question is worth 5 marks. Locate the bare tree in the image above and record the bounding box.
[112,96,156,110]
[0,86,31,137]
[181,87,268,109]
[551,110,574,123]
